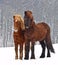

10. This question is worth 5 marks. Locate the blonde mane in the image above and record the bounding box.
[13,14,25,30]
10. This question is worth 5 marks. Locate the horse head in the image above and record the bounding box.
[24,10,34,28]
[13,14,25,32]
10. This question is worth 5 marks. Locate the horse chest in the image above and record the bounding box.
[13,32,24,43]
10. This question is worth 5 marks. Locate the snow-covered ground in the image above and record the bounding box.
[0,44,58,65]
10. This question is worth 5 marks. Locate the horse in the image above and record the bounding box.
[13,14,25,59]
[24,10,55,59]
[13,14,44,60]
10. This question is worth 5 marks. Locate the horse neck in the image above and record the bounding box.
[18,27,22,33]
[31,21,35,28]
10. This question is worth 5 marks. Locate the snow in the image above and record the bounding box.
[0,44,58,65]
[0,38,3,47]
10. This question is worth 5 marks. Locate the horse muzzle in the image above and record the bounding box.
[25,26,29,29]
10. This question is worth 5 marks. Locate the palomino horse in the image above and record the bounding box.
[13,14,25,59]
[24,10,55,59]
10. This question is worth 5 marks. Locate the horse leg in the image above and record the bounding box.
[45,35,51,58]
[24,40,30,60]
[19,44,23,60]
[15,43,18,59]
[40,40,46,58]
[45,38,51,57]
[46,44,51,57]
[31,42,35,59]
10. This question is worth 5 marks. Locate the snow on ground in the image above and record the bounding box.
[0,44,58,65]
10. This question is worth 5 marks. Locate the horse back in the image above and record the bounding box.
[37,22,50,32]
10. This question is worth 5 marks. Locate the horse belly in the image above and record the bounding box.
[31,28,47,41]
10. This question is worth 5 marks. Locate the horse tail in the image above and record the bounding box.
[45,27,55,53]
[46,34,55,53]
[42,22,55,53]
[48,42,55,53]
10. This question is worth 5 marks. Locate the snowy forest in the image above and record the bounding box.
[0,0,58,47]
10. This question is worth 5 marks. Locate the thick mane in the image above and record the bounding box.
[20,16,25,30]
[13,14,25,30]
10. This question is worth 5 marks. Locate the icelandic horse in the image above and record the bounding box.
[24,10,55,59]
[13,14,25,59]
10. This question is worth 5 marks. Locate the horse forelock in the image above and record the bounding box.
[24,13,34,29]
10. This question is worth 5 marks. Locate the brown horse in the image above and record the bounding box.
[24,10,55,59]
[13,14,25,59]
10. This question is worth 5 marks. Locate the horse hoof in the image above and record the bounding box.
[47,54,51,57]
[15,56,18,59]
[24,57,29,60]
[47,55,51,57]
[31,56,35,59]
[40,56,45,58]
[19,58,22,60]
